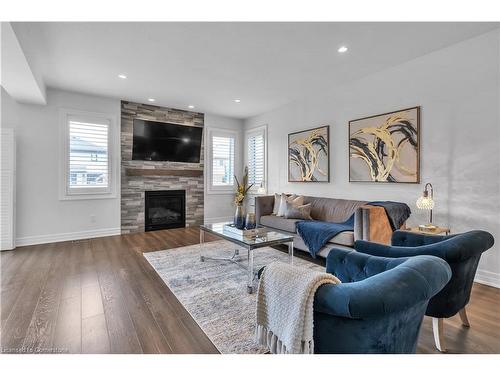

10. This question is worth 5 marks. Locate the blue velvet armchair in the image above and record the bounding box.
[354,230,494,352]
[313,249,451,353]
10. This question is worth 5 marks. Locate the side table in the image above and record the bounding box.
[404,226,450,236]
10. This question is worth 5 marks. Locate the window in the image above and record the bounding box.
[60,109,117,200]
[247,132,264,186]
[211,135,235,187]
[69,119,109,190]
[245,125,267,193]
[207,128,239,194]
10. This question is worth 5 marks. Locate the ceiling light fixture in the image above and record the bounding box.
[234,99,241,103]
[337,46,348,53]
[118,74,127,79]
[188,105,195,109]
[147,98,155,102]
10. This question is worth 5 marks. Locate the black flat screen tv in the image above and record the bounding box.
[132,119,203,163]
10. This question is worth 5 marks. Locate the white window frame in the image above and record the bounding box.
[59,108,118,200]
[244,124,267,195]
[206,127,240,195]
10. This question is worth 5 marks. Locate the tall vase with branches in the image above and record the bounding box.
[233,166,253,229]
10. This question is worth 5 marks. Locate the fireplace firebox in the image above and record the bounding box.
[145,190,186,231]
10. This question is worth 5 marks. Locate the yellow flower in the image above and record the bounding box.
[234,192,245,205]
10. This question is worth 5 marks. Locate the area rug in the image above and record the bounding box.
[143,240,324,354]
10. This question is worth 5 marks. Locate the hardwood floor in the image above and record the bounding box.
[1,227,499,354]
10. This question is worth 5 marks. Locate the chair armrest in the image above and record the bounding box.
[314,280,416,319]
[314,283,357,318]
[353,205,395,244]
[315,254,451,319]
[386,230,494,262]
[354,240,410,257]
[354,239,438,258]
[255,195,275,225]
[391,230,450,247]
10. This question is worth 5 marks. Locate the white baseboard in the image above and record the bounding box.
[475,269,500,289]
[16,227,121,247]
[204,216,233,224]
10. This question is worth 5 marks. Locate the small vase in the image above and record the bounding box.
[234,204,245,229]
[245,213,256,229]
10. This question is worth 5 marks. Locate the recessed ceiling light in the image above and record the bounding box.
[118,74,127,79]
[338,46,348,53]
[234,99,241,103]
[188,105,195,109]
[147,98,155,102]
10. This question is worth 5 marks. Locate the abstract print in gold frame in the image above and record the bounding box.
[349,107,420,183]
[288,126,329,182]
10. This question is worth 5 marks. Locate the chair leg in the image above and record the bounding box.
[459,307,470,327]
[432,318,447,353]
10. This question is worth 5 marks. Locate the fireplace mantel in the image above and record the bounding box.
[125,168,203,177]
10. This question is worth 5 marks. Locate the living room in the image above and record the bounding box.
[1,1,500,373]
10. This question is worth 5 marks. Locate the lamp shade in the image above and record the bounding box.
[416,195,434,210]
[417,183,435,228]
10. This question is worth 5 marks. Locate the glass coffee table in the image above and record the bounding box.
[199,222,294,293]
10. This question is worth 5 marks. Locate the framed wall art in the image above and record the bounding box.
[288,125,329,182]
[349,106,420,183]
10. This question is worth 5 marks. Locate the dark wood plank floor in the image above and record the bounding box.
[1,227,499,354]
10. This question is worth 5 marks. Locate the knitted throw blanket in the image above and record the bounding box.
[255,262,340,354]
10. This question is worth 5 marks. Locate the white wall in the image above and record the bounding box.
[204,113,245,223]
[1,23,46,105]
[1,87,244,244]
[3,88,122,245]
[1,87,20,129]
[245,30,500,287]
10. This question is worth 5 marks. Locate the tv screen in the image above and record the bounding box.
[132,119,203,163]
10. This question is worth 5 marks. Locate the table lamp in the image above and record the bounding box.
[416,182,437,231]
[257,180,266,195]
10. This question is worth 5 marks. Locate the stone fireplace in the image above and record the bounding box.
[120,101,204,233]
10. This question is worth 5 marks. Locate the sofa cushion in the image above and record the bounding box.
[303,196,367,222]
[328,231,354,247]
[272,193,286,215]
[260,215,300,233]
[293,236,353,258]
[260,215,354,247]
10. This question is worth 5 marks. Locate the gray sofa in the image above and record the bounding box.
[255,195,404,258]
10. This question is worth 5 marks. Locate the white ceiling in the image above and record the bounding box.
[11,22,499,119]
[1,23,46,105]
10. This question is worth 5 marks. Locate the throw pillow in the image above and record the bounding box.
[277,194,288,216]
[277,194,304,216]
[284,202,313,220]
[272,193,282,215]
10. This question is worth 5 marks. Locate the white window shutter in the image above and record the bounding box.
[247,132,264,186]
[211,135,235,186]
[1,128,15,250]
[68,119,110,192]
